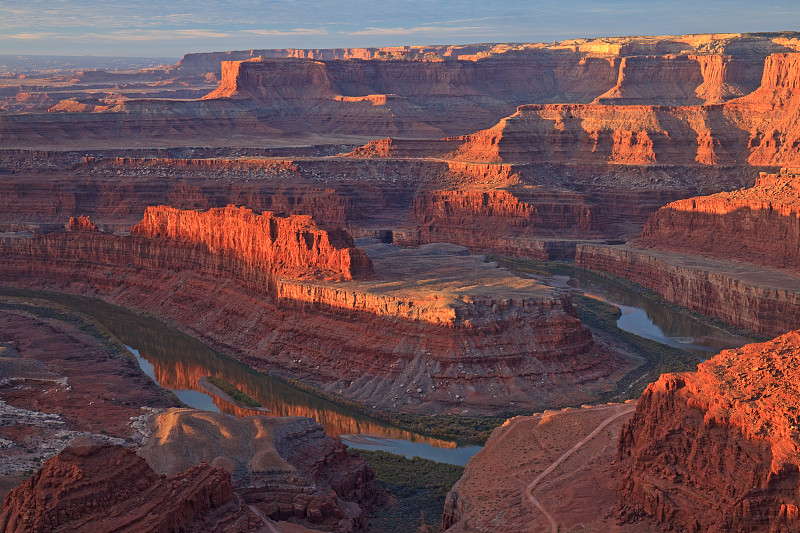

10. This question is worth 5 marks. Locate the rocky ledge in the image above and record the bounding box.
[0,444,261,533]
[575,243,800,337]
[131,204,373,281]
[617,330,800,532]
[639,169,800,271]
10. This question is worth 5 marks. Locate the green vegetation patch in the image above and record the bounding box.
[352,449,464,533]
[573,293,699,400]
[206,376,261,408]
[282,376,508,444]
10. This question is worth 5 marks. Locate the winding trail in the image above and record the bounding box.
[525,403,636,533]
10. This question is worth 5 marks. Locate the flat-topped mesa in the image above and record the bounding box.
[130,205,373,281]
[202,49,774,108]
[337,51,800,168]
[639,169,800,270]
[173,44,507,76]
[618,331,800,531]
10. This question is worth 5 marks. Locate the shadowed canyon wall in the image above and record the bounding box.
[575,244,800,337]
[639,169,800,270]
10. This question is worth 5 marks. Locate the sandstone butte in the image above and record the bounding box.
[0,208,630,414]
[617,330,800,532]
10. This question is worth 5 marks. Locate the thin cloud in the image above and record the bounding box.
[348,25,490,36]
[3,32,59,39]
[242,28,328,36]
[76,29,233,41]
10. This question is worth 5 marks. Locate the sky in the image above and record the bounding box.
[1,0,800,59]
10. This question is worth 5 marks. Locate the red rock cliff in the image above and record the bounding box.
[0,226,626,414]
[575,243,800,337]
[0,444,257,533]
[618,331,800,532]
[639,169,800,270]
[130,205,373,281]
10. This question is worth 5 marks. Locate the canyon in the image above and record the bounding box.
[4,30,800,532]
[576,166,800,337]
[0,208,630,415]
[442,332,800,532]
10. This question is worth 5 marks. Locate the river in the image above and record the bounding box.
[12,291,480,465]
[535,266,749,359]
[2,274,748,466]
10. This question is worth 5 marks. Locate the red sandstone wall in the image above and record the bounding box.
[618,331,800,531]
[0,229,623,414]
[575,244,800,337]
[131,205,372,281]
[639,171,800,270]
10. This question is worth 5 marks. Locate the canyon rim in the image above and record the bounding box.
[3,26,800,533]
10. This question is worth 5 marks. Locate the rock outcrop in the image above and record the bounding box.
[617,330,800,532]
[67,215,98,232]
[575,244,800,337]
[0,444,259,533]
[138,409,376,531]
[131,205,373,281]
[639,169,800,270]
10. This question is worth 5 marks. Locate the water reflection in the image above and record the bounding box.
[540,267,749,358]
[24,291,461,453]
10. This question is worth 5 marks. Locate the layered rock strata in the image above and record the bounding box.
[575,244,800,337]
[0,150,754,258]
[0,208,629,413]
[639,169,800,270]
[138,409,376,531]
[131,205,373,281]
[4,34,799,148]
[0,444,260,533]
[617,330,800,532]
[350,51,800,170]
